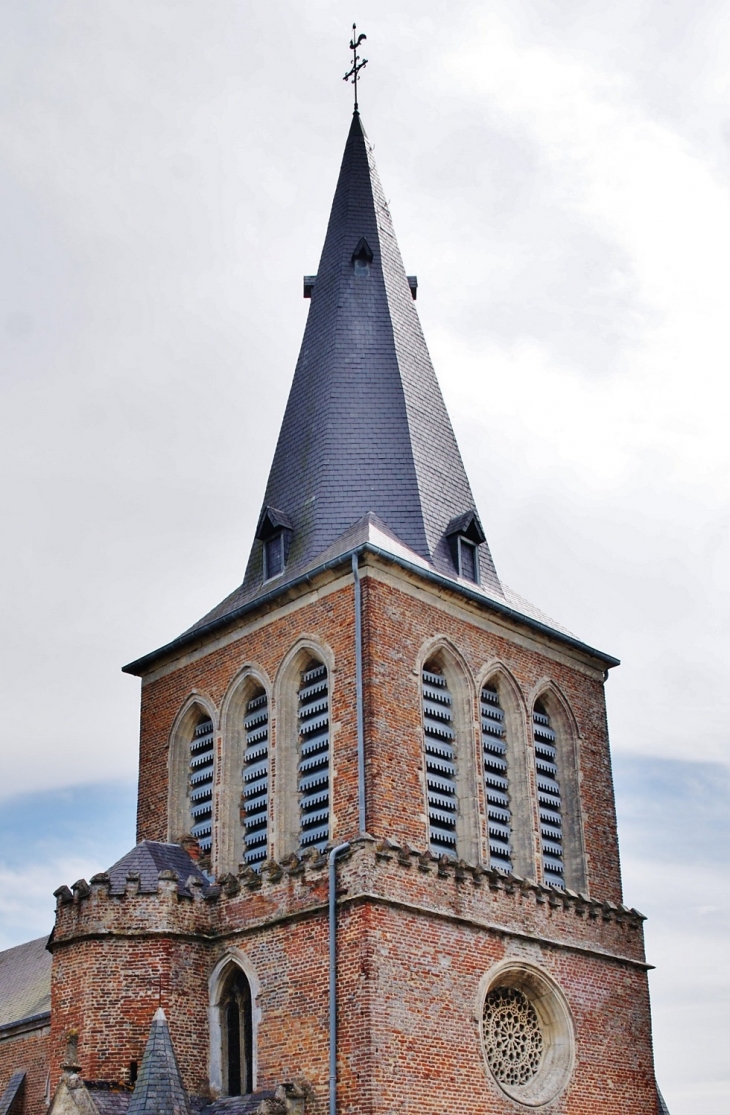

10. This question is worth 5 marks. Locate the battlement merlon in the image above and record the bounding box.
[50,837,648,969]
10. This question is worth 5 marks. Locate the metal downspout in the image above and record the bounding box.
[329,842,350,1115]
[352,554,366,833]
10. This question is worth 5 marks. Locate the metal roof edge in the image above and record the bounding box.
[122,544,619,677]
[0,1010,51,1039]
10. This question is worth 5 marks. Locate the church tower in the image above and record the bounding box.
[44,108,663,1115]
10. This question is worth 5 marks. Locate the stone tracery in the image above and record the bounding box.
[482,986,543,1086]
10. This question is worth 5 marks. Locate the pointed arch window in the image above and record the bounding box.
[220,967,253,1096]
[242,688,269,869]
[481,686,512,873]
[533,702,564,888]
[189,715,214,854]
[297,661,330,852]
[422,665,458,857]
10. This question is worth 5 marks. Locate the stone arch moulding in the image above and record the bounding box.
[476,660,536,879]
[273,635,336,860]
[529,679,588,895]
[417,635,480,864]
[208,948,262,1098]
[476,958,575,1108]
[167,691,218,850]
[219,664,273,876]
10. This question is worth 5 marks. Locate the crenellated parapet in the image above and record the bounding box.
[52,837,647,969]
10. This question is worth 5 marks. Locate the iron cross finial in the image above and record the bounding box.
[343,23,367,112]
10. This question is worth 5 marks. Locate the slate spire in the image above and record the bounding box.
[240,111,500,599]
[127,1008,190,1115]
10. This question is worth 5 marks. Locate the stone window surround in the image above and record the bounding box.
[218,665,273,875]
[166,649,586,888]
[476,958,575,1108]
[272,636,337,860]
[418,638,481,865]
[167,692,219,851]
[528,681,588,894]
[208,949,262,1098]
[476,663,535,879]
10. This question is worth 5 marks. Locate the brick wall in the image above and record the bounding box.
[341,900,656,1115]
[49,838,650,1109]
[0,1025,49,1115]
[45,551,647,1109]
[134,556,621,899]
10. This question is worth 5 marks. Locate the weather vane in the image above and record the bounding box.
[343,23,367,112]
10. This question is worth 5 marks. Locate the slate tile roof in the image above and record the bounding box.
[126,1009,190,1115]
[122,111,618,674]
[0,1072,25,1115]
[0,935,51,1028]
[106,841,211,898]
[83,1085,134,1115]
[201,1096,275,1115]
[78,1089,277,1115]
[186,110,501,630]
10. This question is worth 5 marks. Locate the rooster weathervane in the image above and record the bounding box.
[343,24,367,112]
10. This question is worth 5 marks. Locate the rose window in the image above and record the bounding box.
[482,986,544,1086]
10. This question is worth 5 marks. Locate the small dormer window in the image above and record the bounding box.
[458,536,478,583]
[255,505,293,585]
[352,237,373,277]
[264,533,284,581]
[445,509,486,585]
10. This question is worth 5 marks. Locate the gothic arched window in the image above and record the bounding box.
[242,686,269,869]
[297,659,331,852]
[220,967,253,1096]
[422,662,458,857]
[533,701,564,888]
[480,684,512,873]
[188,714,215,855]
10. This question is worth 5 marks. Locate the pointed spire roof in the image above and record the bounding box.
[230,111,500,606]
[127,1009,190,1115]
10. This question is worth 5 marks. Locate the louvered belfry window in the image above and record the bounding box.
[481,686,512,873]
[533,703,564,888]
[189,716,214,853]
[241,688,269,868]
[297,662,330,852]
[422,666,458,857]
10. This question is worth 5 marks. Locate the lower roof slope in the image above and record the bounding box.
[0,935,51,1029]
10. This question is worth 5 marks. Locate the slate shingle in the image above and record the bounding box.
[0,1072,25,1115]
[127,1009,190,1115]
[0,936,51,1028]
[186,111,501,633]
[106,841,211,898]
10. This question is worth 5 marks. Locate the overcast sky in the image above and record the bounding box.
[1,4,728,1112]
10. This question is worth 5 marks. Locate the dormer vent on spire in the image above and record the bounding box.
[352,237,373,272]
[446,510,486,584]
[256,506,293,583]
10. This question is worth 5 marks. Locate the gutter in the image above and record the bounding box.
[0,1011,51,1040]
[328,843,350,1115]
[123,543,620,676]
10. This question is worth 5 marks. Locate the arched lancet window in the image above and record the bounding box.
[297,660,330,852]
[533,701,564,888]
[242,687,269,869]
[481,685,512,873]
[422,661,458,857]
[189,714,214,854]
[220,967,253,1096]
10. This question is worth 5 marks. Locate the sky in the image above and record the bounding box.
[0,2,728,1112]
